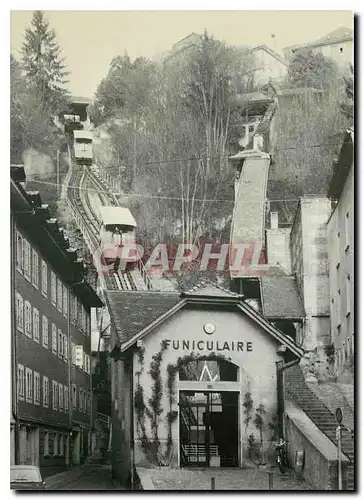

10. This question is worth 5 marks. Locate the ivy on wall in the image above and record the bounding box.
[134,348,280,467]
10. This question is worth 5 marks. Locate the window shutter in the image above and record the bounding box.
[75,346,84,369]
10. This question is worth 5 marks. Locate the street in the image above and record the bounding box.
[45,463,125,491]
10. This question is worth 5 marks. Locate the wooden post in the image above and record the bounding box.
[211,477,215,490]
[268,471,273,490]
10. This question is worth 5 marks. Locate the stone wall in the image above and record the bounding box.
[284,411,348,490]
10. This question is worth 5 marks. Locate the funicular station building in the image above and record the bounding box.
[106,282,304,485]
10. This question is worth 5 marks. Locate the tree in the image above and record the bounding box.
[287,48,339,90]
[341,63,354,124]
[21,10,70,118]
[92,33,254,252]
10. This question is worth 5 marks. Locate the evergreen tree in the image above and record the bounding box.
[21,10,70,118]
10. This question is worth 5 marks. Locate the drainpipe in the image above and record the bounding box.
[276,359,300,437]
[11,215,20,464]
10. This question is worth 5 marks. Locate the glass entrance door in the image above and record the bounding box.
[179,391,238,467]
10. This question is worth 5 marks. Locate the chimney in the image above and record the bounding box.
[270,212,279,229]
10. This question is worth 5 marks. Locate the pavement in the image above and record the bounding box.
[45,462,125,490]
[136,466,312,491]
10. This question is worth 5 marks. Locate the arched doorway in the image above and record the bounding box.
[178,358,240,468]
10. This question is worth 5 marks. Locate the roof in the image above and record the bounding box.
[106,282,304,358]
[260,276,305,319]
[73,130,93,140]
[105,290,181,347]
[11,166,103,308]
[327,127,354,201]
[283,26,353,52]
[250,44,288,65]
[312,26,354,46]
[99,206,136,227]
[71,96,92,104]
[236,92,274,104]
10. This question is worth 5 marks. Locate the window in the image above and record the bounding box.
[32,249,39,288]
[52,381,58,410]
[79,388,83,411]
[59,384,64,411]
[59,434,64,456]
[84,391,87,413]
[345,211,350,250]
[71,342,76,365]
[87,392,91,413]
[33,308,40,343]
[57,278,63,312]
[24,301,32,338]
[58,329,63,358]
[72,384,77,409]
[51,271,56,305]
[43,431,49,456]
[53,432,58,456]
[63,335,68,362]
[75,346,84,369]
[34,371,40,405]
[77,300,82,327]
[17,364,25,400]
[62,285,68,317]
[337,290,342,327]
[16,231,23,271]
[71,295,77,324]
[16,293,24,332]
[346,275,351,316]
[23,239,31,280]
[41,261,48,297]
[84,354,89,374]
[64,386,69,412]
[52,324,57,354]
[25,368,33,403]
[86,313,90,336]
[43,376,49,408]
[80,307,85,332]
[42,316,49,348]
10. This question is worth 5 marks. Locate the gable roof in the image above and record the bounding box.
[250,44,288,65]
[182,279,241,298]
[260,276,305,319]
[284,26,353,52]
[313,26,353,45]
[106,282,304,358]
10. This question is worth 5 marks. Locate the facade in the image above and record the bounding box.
[283,26,353,70]
[327,128,354,377]
[249,45,288,86]
[106,284,303,486]
[289,197,332,350]
[11,166,103,478]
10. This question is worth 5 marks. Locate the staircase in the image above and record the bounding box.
[284,364,354,490]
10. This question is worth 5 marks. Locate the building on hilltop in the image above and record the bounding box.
[247,44,288,87]
[11,165,103,477]
[283,26,354,69]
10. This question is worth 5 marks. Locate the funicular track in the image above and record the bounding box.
[66,153,152,291]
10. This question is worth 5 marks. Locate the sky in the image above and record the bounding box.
[10,10,353,98]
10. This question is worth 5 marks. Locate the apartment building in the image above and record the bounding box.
[11,165,103,478]
[327,128,354,377]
